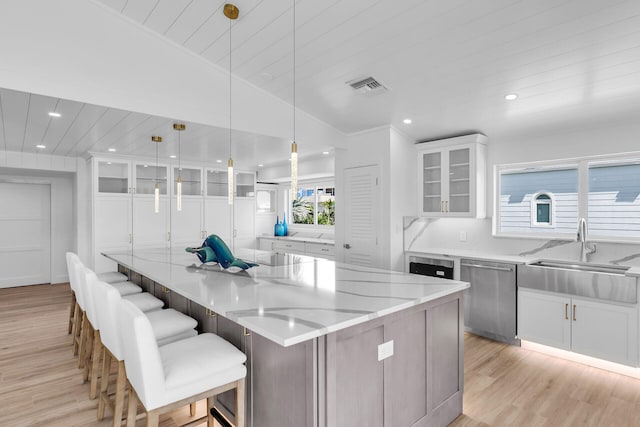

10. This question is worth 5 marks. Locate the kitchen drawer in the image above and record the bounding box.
[304,242,335,258]
[272,240,306,255]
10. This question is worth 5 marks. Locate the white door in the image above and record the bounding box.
[343,165,380,267]
[171,198,204,247]
[133,197,169,249]
[0,182,51,287]
[94,196,132,273]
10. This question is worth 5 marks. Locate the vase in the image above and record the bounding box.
[282,212,288,236]
[274,215,280,236]
[275,222,285,236]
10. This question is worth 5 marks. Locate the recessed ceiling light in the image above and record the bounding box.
[169,155,177,159]
[107,162,112,165]
[403,118,412,124]
[216,159,222,163]
[258,164,264,167]
[143,164,148,168]
[48,112,61,118]
[36,144,46,149]
[322,151,330,155]
[504,93,518,101]
[108,148,116,152]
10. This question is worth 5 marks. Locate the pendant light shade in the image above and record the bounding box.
[173,123,186,211]
[224,4,238,206]
[151,135,163,214]
[228,158,234,205]
[291,142,298,198]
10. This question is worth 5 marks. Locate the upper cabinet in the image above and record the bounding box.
[416,134,487,218]
[96,159,130,194]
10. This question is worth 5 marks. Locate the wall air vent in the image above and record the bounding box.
[347,76,388,95]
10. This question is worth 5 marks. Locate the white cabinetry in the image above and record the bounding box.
[416,134,487,218]
[93,157,257,272]
[518,288,638,366]
[259,237,335,260]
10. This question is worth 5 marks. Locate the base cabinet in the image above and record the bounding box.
[518,288,638,366]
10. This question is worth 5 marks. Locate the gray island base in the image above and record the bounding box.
[104,248,468,427]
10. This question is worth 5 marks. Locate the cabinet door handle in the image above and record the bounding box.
[573,304,577,321]
[440,201,444,212]
[167,231,171,241]
[445,200,449,212]
[565,303,568,320]
[129,233,132,244]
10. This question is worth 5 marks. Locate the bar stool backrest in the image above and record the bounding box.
[82,268,101,329]
[118,299,166,409]
[72,258,89,312]
[65,252,79,294]
[91,277,126,361]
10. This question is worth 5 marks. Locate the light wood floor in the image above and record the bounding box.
[2,284,640,426]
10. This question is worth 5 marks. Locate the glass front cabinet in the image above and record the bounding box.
[416,134,487,218]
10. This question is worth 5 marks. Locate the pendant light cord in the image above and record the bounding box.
[293,0,296,143]
[229,13,232,161]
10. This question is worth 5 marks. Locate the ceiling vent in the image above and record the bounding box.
[347,76,388,95]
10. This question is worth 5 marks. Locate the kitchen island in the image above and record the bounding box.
[103,248,469,427]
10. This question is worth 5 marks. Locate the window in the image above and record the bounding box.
[532,193,553,226]
[498,166,578,235]
[496,155,640,240]
[256,188,276,213]
[288,182,335,227]
[588,162,640,238]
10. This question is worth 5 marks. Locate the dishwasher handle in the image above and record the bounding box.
[460,262,514,272]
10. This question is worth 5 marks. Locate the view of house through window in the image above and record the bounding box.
[497,156,640,240]
[290,183,335,226]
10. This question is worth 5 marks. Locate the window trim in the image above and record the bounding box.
[493,151,640,243]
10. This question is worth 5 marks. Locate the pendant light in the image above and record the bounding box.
[173,123,186,211]
[151,135,163,213]
[224,3,238,206]
[290,0,298,200]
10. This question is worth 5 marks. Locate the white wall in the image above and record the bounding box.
[405,120,640,264]
[389,127,416,270]
[0,0,346,151]
[335,126,415,271]
[0,167,75,284]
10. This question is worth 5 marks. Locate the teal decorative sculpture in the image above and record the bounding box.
[186,234,258,271]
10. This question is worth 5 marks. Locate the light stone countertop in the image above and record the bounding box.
[103,248,468,347]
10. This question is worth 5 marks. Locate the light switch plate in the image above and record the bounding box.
[378,340,394,361]
[459,231,467,242]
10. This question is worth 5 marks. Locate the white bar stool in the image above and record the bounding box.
[119,299,246,427]
[90,276,199,426]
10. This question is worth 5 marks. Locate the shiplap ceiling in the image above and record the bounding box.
[4,0,640,164]
[0,87,302,169]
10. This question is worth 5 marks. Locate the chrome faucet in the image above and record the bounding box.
[577,217,596,262]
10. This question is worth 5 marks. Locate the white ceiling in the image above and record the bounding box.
[3,0,640,165]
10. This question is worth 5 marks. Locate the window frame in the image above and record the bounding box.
[285,179,335,229]
[493,151,640,243]
[530,192,555,228]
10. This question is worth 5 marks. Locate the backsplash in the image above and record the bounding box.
[404,216,640,267]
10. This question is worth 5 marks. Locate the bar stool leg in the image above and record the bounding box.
[72,307,83,356]
[236,378,246,427]
[97,348,112,420]
[78,313,90,368]
[89,329,102,399]
[126,385,138,427]
[113,361,127,427]
[68,292,76,334]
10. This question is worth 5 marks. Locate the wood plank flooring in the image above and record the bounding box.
[2,283,640,426]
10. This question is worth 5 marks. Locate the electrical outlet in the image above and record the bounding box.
[378,340,394,361]
[459,231,467,242]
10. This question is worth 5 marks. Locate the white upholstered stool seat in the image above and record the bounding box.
[123,293,165,313]
[97,271,128,283]
[109,281,143,296]
[119,300,246,427]
[146,309,198,345]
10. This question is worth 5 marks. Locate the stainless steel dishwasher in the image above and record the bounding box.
[460,258,519,345]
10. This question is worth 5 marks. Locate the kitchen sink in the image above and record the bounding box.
[528,260,630,275]
[519,259,636,304]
